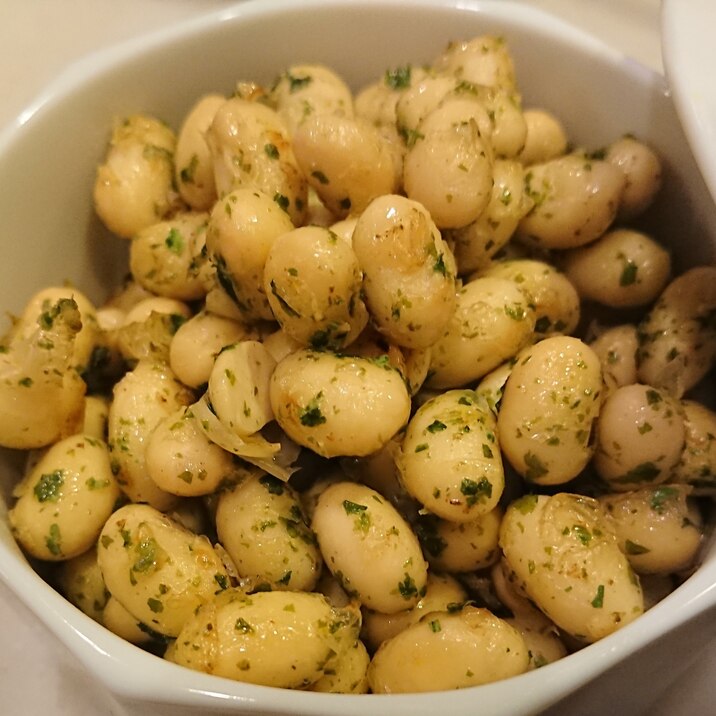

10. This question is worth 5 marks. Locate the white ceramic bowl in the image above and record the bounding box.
[661,0,716,205]
[1,1,715,714]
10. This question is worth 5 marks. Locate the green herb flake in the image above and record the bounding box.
[34,470,64,503]
[18,376,33,387]
[646,389,662,406]
[397,573,419,600]
[638,422,653,435]
[85,477,110,490]
[120,528,132,547]
[343,500,368,515]
[427,420,447,434]
[433,252,449,276]
[571,525,592,546]
[214,574,229,591]
[147,598,164,613]
[384,65,412,89]
[524,451,548,481]
[505,304,527,321]
[259,475,285,495]
[650,486,679,514]
[235,617,254,633]
[415,443,429,453]
[398,125,425,147]
[591,584,605,608]
[482,443,494,459]
[286,72,312,92]
[264,143,279,159]
[460,477,492,506]
[429,619,442,633]
[45,523,62,556]
[132,537,158,573]
[416,519,447,557]
[273,192,290,212]
[165,228,184,254]
[179,154,199,184]
[616,462,660,484]
[619,260,638,287]
[299,394,326,427]
[513,494,539,515]
[625,540,650,555]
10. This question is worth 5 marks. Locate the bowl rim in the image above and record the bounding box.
[661,0,716,206]
[1,0,715,713]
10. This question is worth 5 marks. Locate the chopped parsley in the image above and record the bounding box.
[179,154,199,183]
[342,500,368,515]
[45,523,62,556]
[650,486,679,514]
[299,394,326,427]
[427,420,447,434]
[513,494,539,515]
[619,260,638,287]
[147,598,163,613]
[273,192,290,212]
[591,584,605,608]
[624,540,650,555]
[286,72,312,92]
[524,451,548,481]
[569,524,592,546]
[616,462,660,484]
[384,65,412,89]
[504,304,527,321]
[398,125,424,147]
[214,574,229,591]
[34,470,64,503]
[645,389,662,406]
[433,252,449,276]
[397,573,419,600]
[132,537,158,573]
[235,617,254,633]
[165,228,184,254]
[259,475,285,495]
[460,477,492,506]
[416,519,447,557]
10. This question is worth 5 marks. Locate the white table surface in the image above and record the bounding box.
[1,1,714,714]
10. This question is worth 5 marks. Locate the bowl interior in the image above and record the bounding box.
[0,1,715,714]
